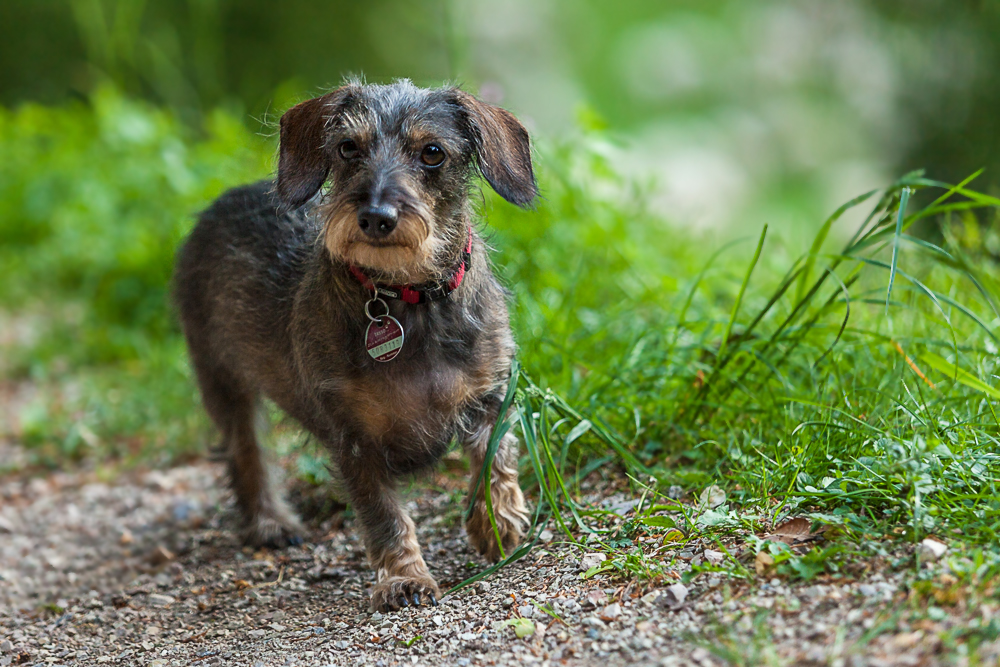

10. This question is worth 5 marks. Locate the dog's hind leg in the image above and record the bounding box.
[194,361,303,547]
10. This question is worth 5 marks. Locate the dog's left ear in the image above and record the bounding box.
[452,90,537,207]
[277,87,353,209]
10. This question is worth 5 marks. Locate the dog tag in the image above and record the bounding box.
[365,315,404,362]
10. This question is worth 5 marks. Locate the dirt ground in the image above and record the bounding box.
[0,461,995,667]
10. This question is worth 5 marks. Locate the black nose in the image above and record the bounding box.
[357,204,399,238]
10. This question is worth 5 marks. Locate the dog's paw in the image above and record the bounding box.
[244,512,305,549]
[466,488,530,562]
[369,575,440,612]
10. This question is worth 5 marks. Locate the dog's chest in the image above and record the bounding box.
[338,361,491,443]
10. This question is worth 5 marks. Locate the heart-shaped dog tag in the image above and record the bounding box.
[365,315,405,362]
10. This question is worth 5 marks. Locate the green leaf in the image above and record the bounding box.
[639,515,677,528]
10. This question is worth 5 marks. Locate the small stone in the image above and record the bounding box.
[658,583,688,610]
[579,553,607,572]
[539,529,554,542]
[667,486,683,500]
[858,584,877,597]
[640,591,659,605]
[370,611,383,622]
[586,628,600,640]
[269,623,286,632]
[147,661,167,667]
[0,640,11,652]
[432,615,444,626]
[517,605,534,618]
[599,603,621,621]
[334,640,350,650]
[501,597,514,608]
[147,594,175,607]
[248,630,266,639]
[703,550,724,565]
[919,538,947,562]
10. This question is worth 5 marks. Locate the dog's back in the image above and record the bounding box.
[175,181,315,385]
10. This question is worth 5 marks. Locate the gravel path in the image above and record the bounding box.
[0,463,994,666]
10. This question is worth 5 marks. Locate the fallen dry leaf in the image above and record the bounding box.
[764,517,824,546]
[755,551,775,575]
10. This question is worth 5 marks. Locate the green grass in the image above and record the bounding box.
[4,87,1000,583]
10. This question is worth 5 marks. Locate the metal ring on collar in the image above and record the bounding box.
[364,295,390,324]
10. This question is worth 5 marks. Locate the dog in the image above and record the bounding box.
[173,79,535,612]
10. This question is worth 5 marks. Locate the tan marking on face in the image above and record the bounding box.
[319,182,445,284]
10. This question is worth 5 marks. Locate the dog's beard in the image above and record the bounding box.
[321,199,448,284]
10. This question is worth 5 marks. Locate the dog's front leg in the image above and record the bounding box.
[339,451,440,612]
[464,421,530,562]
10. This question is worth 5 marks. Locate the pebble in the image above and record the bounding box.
[919,538,948,561]
[703,549,724,565]
[659,583,688,610]
[599,603,622,621]
[579,552,607,572]
[147,594,175,607]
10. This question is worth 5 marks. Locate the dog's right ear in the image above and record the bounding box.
[277,88,352,210]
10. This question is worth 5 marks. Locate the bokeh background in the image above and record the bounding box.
[2,0,998,473]
[4,0,998,231]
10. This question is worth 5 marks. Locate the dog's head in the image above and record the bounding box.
[276,80,537,282]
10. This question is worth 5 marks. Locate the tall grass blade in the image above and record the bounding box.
[918,352,1000,400]
[717,224,767,363]
[885,187,911,316]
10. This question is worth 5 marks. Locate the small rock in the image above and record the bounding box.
[667,485,683,500]
[147,594,175,607]
[858,584,877,597]
[517,605,534,618]
[539,529,554,542]
[586,628,600,640]
[698,485,726,509]
[269,623,286,632]
[584,589,606,608]
[0,640,12,652]
[501,597,514,608]
[370,611,383,622]
[640,591,660,605]
[919,538,947,562]
[578,552,607,572]
[658,583,688,610]
[432,615,444,626]
[248,629,266,639]
[334,640,350,650]
[703,549,724,565]
[599,603,621,621]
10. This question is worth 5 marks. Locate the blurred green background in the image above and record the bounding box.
[4,0,999,231]
[2,0,999,475]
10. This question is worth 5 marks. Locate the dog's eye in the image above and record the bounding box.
[338,140,359,160]
[420,144,445,167]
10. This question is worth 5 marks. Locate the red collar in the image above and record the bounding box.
[348,227,472,305]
